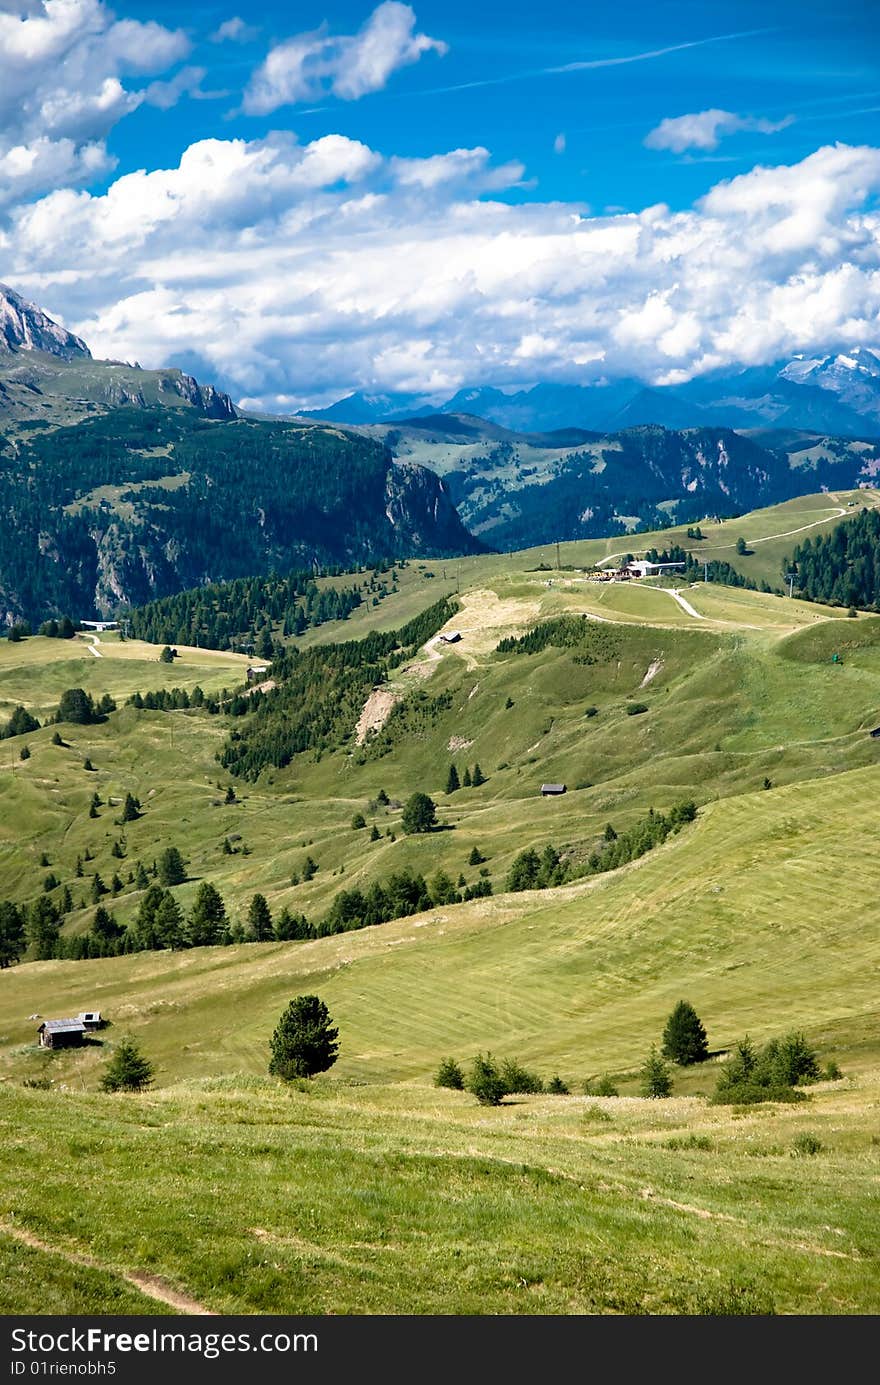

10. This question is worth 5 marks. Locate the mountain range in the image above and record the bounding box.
[2,281,880,621]
[299,350,880,438]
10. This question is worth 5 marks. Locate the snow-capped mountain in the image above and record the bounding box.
[300,351,880,436]
[779,349,880,423]
[0,283,91,360]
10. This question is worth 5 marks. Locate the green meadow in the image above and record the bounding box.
[2,490,880,1314]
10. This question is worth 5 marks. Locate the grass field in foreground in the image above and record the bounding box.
[0,1070,877,1315]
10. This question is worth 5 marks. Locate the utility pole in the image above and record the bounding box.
[786,571,797,598]
[556,540,561,571]
[704,562,709,584]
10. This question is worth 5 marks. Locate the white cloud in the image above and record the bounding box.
[243,1,447,114]
[211,17,260,44]
[553,132,566,155]
[645,108,794,153]
[0,1,191,204]
[6,139,880,411]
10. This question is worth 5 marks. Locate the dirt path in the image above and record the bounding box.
[597,504,851,570]
[666,589,704,619]
[1,1220,216,1315]
[79,633,103,658]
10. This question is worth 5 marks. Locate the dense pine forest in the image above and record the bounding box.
[0,410,478,625]
[125,566,402,651]
[788,507,880,607]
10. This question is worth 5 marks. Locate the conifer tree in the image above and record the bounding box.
[640,1046,673,1098]
[157,846,187,887]
[187,881,227,946]
[268,995,339,1080]
[247,893,273,941]
[445,764,460,794]
[661,1000,709,1065]
[101,1038,154,1092]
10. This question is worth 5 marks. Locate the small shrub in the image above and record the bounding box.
[466,1053,508,1106]
[434,1057,464,1090]
[640,1046,672,1098]
[791,1132,823,1157]
[626,702,649,716]
[499,1058,543,1094]
[589,1074,619,1097]
[547,1075,569,1095]
[821,1059,843,1081]
[711,1080,805,1107]
[21,1077,52,1090]
[581,1103,611,1124]
[662,1133,713,1151]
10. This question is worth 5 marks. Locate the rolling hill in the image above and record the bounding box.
[2,493,880,1314]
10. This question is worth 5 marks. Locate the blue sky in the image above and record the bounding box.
[103,0,880,210]
[2,1,879,407]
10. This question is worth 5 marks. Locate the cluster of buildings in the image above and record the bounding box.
[37,1011,103,1049]
[590,559,687,583]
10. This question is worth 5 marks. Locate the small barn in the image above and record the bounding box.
[541,783,567,796]
[439,631,462,644]
[78,1011,103,1031]
[870,727,880,739]
[38,1018,86,1050]
[246,664,270,683]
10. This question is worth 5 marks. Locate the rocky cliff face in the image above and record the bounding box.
[385,461,483,556]
[0,283,90,360]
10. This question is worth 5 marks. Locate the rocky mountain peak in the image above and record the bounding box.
[0,283,91,361]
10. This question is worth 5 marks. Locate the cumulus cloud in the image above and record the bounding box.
[6,139,880,410]
[0,1,191,204]
[645,108,795,154]
[211,17,260,44]
[553,132,566,155]
[242,1,447,114]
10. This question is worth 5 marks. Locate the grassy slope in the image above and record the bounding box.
[3,492,880,1314]
[1,1072,877,1315]
[0,632,249,723]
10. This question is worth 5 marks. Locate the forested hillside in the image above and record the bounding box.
[0,411,480,626]
[788,507,880,607]
[125,567,378,651]
[219,596,459,779]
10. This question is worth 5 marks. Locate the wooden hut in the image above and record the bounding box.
[38,1018,86,1049]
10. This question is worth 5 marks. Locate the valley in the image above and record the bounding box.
[2,488,880,1313]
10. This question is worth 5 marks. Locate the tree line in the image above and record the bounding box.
[506,802,697,892]
[787,507,880,608]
